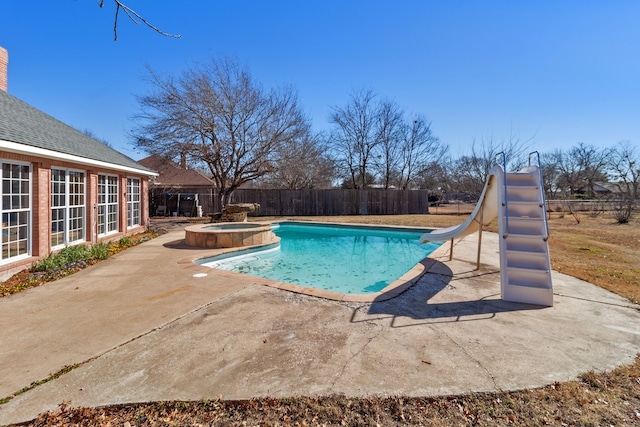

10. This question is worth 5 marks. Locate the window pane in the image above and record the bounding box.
[97,174,118,234]
[1,162,30,260]
[49,168,85,247]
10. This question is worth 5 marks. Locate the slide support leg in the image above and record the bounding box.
[473,207,484,270]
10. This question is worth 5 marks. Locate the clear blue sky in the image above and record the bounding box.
[2,1,639,160]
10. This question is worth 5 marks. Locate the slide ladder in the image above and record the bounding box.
[498,153,553,306]
[421,152,553,306]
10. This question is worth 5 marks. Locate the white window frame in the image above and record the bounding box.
[51,168,86,250]
[97,174,119,236]
[127,177,141,228]
[1,160,31,264]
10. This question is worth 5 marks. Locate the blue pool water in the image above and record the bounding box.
[199,222,442,294]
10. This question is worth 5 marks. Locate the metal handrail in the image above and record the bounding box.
[496,152,509,238]
[528,150,540,167]
[528,151,550,240]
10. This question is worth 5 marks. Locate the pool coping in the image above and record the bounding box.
[188,220,454,303]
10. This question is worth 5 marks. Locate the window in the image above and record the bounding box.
[51,169,85,249]
[1,162,30,262]
[127,177,141,228]
[97,175,118,235]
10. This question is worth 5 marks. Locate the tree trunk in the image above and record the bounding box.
[219,189,234,208]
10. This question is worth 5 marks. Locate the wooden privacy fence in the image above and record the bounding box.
[152,188,635,218]
[160,188,429,216]
[207,188,432,216]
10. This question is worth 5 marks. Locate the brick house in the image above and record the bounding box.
[138,154,216,217]
[0,47,157,279]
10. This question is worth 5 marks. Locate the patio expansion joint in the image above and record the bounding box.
[328,322,385,391]
[428,324,502,393]
[0,286,251,407]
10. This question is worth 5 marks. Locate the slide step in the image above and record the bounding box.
[505,267,552,289]
[505,249,550,270]
[506,201,545,218]
[506,217,546,235]
[505,234,548,252]
[502,284,554,307]
[506,185,540,202]
[505,172,538,186]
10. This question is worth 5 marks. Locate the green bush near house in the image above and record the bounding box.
[33,245,91,272]
[90,242,110,260]
[117,236,134,248]
[60,244,91,263]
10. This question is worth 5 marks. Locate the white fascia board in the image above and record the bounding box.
[0,140,158,177]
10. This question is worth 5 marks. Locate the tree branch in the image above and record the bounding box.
[98,0,182,41]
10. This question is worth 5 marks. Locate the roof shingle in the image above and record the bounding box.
[138,154,215,188]
[0,90,153,174]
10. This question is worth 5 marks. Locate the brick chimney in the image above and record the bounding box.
[0,46,7,92]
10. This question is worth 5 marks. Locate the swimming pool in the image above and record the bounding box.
[198,222,442,295]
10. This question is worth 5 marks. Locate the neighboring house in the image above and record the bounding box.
[138,154,215,217]
[576,181,620,197]
[0,47,156,279]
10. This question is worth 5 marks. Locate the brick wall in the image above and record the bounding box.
[1,150,152,279]
[0,46,7,92]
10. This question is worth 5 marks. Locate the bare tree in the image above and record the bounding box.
[450,133,530,199]
[133,57,309,206]
[608,140,639,223]
[396,115,447,190]
[552,149,583,195]
[572,143,610,198]
[329,89,380,189]
[261,132,336,189]
[540,151,563,199]
[373,100,403,189]
[553,143,610,197]
[415,157,453,193]
[330,91,445,190]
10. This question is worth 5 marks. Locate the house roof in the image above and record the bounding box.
[578,181,621,194]
[0,90,155,175]
[138,154,215,188]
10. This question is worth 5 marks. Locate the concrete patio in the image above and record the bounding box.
[1,221,639,425]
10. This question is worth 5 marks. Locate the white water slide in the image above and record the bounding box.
[421,155,553,306]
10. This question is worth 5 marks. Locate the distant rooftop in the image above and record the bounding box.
[138,154,215,188]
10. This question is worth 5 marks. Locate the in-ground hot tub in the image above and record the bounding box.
[184,222,276,248]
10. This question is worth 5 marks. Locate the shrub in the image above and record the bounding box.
[58,245,90,263]
[118,236,133,248]
[90,242,110,260]
[32,255,61,272]
[612,198,635,224]
[32,245,89,272]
